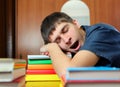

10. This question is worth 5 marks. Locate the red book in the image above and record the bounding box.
[27,69,56,74]
[66,79,120,83]
[65,80,120,87]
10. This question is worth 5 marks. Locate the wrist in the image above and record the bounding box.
[47,43,59,51]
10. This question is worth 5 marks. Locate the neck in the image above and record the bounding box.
[79,26,86,46]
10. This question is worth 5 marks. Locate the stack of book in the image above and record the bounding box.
[64,67,120,87]
[26,55,63,87]
[0,58,26,87]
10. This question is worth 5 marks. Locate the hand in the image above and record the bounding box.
[40,43,61,56]
[40,45,49,56]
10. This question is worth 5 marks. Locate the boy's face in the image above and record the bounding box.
[48,21,84,53]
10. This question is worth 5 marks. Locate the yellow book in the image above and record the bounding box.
[26,81,62,87]
[26,74,61,81]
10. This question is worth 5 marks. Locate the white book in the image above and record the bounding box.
[0,58,14,72]
[0,68,26,82]
[0,76,25,87]
[27,55,50,59]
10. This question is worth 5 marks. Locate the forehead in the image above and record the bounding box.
[48,22,67,42]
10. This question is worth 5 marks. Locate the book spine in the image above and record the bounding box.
[27,69,56,74]
[26,74,61,81]
[28,59,52,64]
[26,81,61,87]
[27,64,54,70]
[27,55,49,59]
[67,67,120,71]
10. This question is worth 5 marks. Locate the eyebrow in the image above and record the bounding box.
[50,24,69,42]
[55,24,69,42]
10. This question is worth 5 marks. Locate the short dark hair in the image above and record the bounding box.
[40,12,73,44]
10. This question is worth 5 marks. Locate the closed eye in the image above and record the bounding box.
[55,37,61,43]
[61,24,69,34]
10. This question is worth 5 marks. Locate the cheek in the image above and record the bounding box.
[59,43,67,50]
[68,29,77,38]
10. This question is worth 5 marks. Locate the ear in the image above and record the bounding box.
[72,20,80,28]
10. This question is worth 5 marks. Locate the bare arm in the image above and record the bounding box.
[40,43,99,77]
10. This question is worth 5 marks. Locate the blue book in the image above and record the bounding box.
[66,67,120,80]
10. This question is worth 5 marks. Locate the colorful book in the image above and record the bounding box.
[28,59,52,64]
[27,69,56,74]
[65,80,120,87]
[14,64,26,69]
[0,76,25,87]
[66,67,120,80]
[26,81,62,87]
[27,55,50,59]
[0,68,26,82]
[25,74,61,81]
[27,64,54,69]
[14,59,26,64]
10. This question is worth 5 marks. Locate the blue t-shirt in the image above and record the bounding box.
[80,23,120,67]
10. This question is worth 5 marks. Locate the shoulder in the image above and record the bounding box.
[82,23,119,41]
[82,23,119,33]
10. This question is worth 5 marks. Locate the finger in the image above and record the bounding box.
[40,46,47,52]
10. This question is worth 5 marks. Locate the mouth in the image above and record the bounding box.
[70,41,80,50]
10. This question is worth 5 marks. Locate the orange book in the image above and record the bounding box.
[27,64,54,70]
[14,60,26,69]
[15,63,26,66]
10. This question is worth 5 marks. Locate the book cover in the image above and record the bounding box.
[0,68,26,82]
[26,81,62,87]
[27,69,56,74]
[28,59,52,64]
[0,76,25,87]
[27,64,54,69]
[66,67,120,80]
[27,55,50,59]
[25,74,61,81]
[65,79,120,87]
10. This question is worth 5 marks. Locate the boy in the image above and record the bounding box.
[40,12,120,77]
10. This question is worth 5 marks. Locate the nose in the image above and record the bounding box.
[60,34,71,45]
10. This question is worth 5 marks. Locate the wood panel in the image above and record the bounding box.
[6,0,15,58]
[0,0,6,57]
[0,0,15,58]
[94,0,120,31]
[83,0,120,31]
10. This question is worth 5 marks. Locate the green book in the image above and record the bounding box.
[28,59,52,64]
